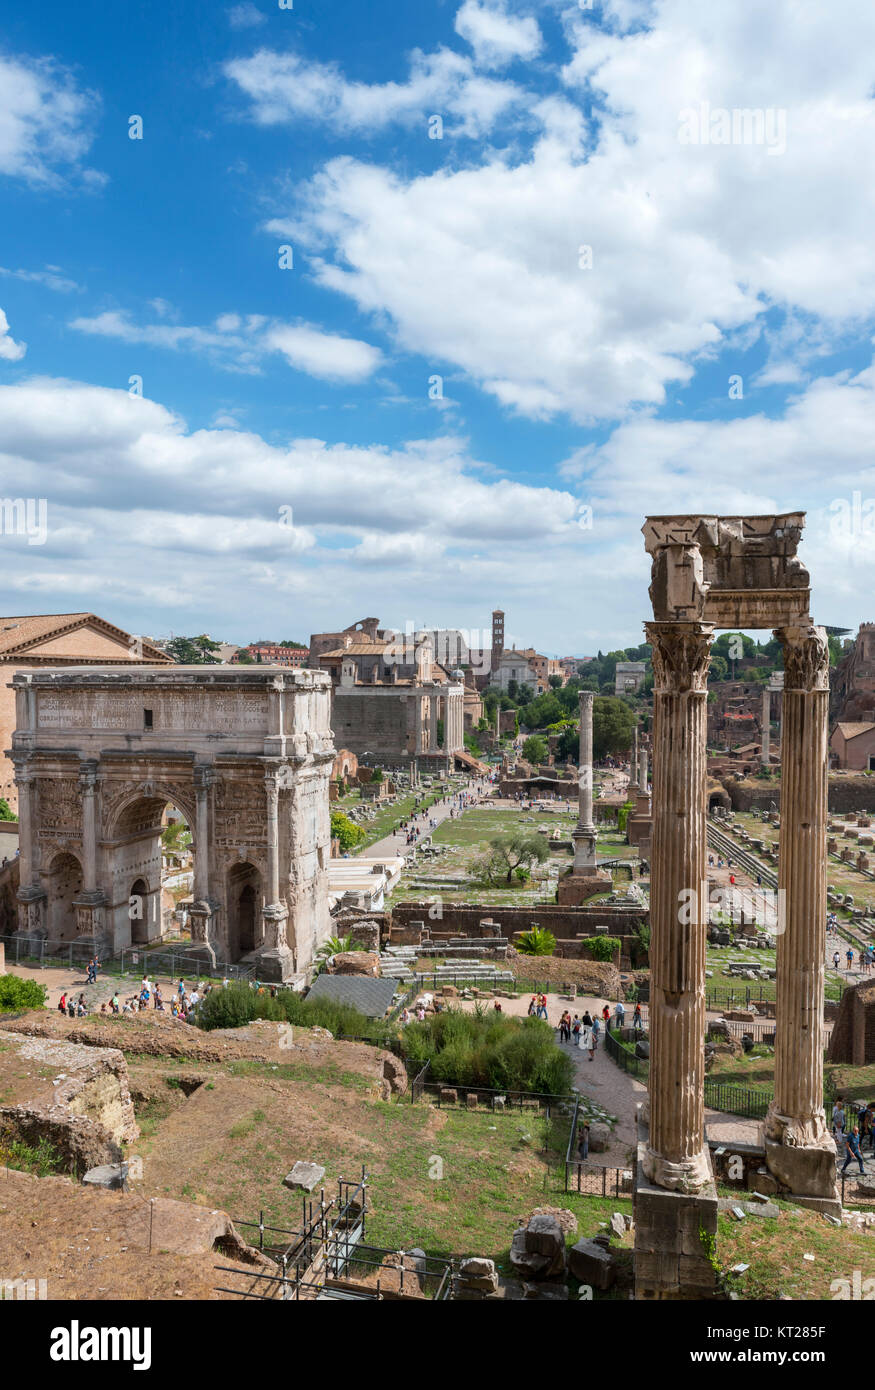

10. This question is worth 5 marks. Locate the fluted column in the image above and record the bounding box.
[764,624,836,1197]
[78,760,99,895]
[429,691,439,753]
[265,772,281,907]
[761,689,771,767]
[193,765,213,903]
[643,621,713,1192]
[573,691,597,870]
[13,758,34,890]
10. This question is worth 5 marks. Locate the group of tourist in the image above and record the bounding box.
[527,994,549,1020]
[57,991,88,1018]
[85,957,101,984]
[831,945,875,974]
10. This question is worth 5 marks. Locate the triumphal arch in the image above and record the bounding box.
[9,666,335,982]
[634,513,839,1300]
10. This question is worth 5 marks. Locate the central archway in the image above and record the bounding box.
[46,851,82,941]
[227,861,262,959]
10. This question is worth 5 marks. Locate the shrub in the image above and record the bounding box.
[0,974,47,1013]
[401,1005,574,1094]
[516,927,556,956]
[585,935,621,962]
[331,810,366,852]
[195,979,394,1047]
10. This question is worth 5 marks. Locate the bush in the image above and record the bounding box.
[402,1005,573,1095]
[585,935,621,962]
[331,810,366,852]
[516,927,556,956]
[0,974,47,1013]
[195,980,394,1047]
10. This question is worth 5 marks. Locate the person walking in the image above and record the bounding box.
[58,991,67,1015]
[571,1015,581,1046]
[577,1122,591,1161]
[847,947,855,971]
[591,1016,601,1049]
[833,950,841,971]
[832,1101,846,1137]
[633,1002,643,1032]
[842,1126,867,1176]
[615,999,626,1029]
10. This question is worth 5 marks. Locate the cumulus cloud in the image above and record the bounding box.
[0,53,102,186]
[454,1,543,68]
[0,308,25,361]
[247,0,875,422]
[70,309,383,383]
[225,45,529,139]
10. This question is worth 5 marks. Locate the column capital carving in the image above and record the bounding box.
[193,764,216,792]
[776,622,829,692]
[78,758,99,793]
[645,621,714,693]
[12,755,34,785]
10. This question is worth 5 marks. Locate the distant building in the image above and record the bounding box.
[830,722,875,772]
[615,661,647,695]
[241,642,309,667]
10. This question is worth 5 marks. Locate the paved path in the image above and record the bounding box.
[362,778,492,863]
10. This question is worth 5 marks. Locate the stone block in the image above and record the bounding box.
[568,1238,616,1289]
[588,1123,611,1153]
[283,1160,326,1193]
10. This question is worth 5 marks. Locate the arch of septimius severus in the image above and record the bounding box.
[634,513,839,1301]
[8,666,335,982]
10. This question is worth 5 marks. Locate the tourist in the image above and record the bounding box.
[538,994,548,1021]
[67,996,76,1018]
[58,992,67,1015]
[591,1016,601,1048]
[633,1003,643,1032]
[601,1003,611,1033]
[571,1015,581,1046]
[527,996,537,1017]
[577,1122,590,1160]
[587,1027,596,1062]
[832,1101,846,1137]
[178,978,186,997]
[111,992,120,1014]
[615,999,626,1028]
[558,1011,570,1044]
[154,986,164,1012]
[847,948,855,971]
[77,994,87,1017]
[400,1007,410,1025]
[833,951,841,971]
[842,1126,867,1176]
[493,1000,502,1013]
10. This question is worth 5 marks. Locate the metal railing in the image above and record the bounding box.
[703,1079,771,1120]
[604,1024,649,1080]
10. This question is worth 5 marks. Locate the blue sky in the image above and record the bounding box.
[1,0,874,654]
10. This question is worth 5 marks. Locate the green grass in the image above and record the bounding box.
[0,1134,67,1176]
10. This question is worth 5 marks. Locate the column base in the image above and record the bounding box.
[641,1143,713,1195]
[763,1106,839,1202]
[557,871,612,905]
[254,945,298,984]
[634,1134,719,1300]
[187,901,217,970]
[16,887,47,936]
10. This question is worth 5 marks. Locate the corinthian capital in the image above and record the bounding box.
[645,622,713,693]
[777,623,829,692]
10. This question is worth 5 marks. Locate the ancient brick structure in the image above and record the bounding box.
[9,666,335,982]
[827,979,875,1065]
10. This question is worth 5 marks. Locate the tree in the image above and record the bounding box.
[330,811,366,852]
[548,674,563,688]
[0,799,17,822]
[522,734,548,763]
[707,654,729,684]
[591,696,636,758]
[479,831,550,885]
[166,635,222,665]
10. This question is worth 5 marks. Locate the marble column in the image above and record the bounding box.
[631,724,640,790]
[265,773,281,908]
[78,760,99,895]
[643,620,713,1192]
[640,746,649,792]
[429,691,439,753]
[573,691,597,871]
[193,765,213,904]
[13,757,34,890]
[761,689,771,768]
[764,624,837,1199]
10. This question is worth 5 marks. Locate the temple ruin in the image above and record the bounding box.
[635,513,838,1301]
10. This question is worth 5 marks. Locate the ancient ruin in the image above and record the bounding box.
[635,514,838,1300]
[9,666,335,981]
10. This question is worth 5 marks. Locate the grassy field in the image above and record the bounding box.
[717,1201,875,1300]
[385,805,642,908]
[123,1050,627,1275]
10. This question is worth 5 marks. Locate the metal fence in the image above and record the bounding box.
[417,1080,574,1125]
[565,1160,636,1197]
[703,1079,771,1120]
[0,933,254,985]
[409,1059,431,1104]
[604,1025,649,1080]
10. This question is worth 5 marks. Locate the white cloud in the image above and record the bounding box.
[70,309,383,383]
[0,53,101,186]
[454,1,543,69]
[0,265,80,293]
[249,0,875,422]
[0,308,25,361]
[264,323,383,382]
[228,2,266,28]
[225,45,528,139]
